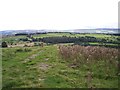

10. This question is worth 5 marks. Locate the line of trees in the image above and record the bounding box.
[41,36,104,43]
[19,36,120,44]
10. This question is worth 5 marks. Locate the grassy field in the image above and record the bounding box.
[1,33,119,88]
[2,36,26,42]
[1,36,26,45]
[32,33,119,45]
[2,45,119,88]
[33,33,115,39]
[89,42,118,46]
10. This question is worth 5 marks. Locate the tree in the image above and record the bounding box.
[2,42,8,48]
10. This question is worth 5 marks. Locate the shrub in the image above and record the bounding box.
[16,48,23,52]
[2,42,8,48]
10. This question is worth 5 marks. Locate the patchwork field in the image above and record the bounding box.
[1,33,119,88]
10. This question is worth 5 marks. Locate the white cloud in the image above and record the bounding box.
[0,0,119,30]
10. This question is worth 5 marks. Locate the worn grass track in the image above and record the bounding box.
[2,45,119,88]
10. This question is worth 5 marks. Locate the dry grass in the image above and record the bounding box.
[59,45,119,88]
[59,45,118,67]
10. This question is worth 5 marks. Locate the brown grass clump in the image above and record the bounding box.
[59,45,118,88]
[59,45,118,67]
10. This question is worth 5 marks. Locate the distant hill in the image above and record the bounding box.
[0,28,119,36]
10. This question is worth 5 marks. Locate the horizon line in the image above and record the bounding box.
[0,28,119,31]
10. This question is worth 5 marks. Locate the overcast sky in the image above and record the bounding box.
[0,0,119,30]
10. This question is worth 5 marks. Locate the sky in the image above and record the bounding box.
[0,0,119,30]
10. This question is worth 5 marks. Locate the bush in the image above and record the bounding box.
[16,48,23,52]
[2,42,8,48]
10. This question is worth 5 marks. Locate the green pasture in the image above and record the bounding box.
[2,45,118,88]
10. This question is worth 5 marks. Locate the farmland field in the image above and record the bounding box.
[33,33,118,40]
[1,33,119,89]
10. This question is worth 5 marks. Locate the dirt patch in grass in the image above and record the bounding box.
[23,54,38,63]
[23,50,44,63]
[38,63,51,71]
[44,58,49,61]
